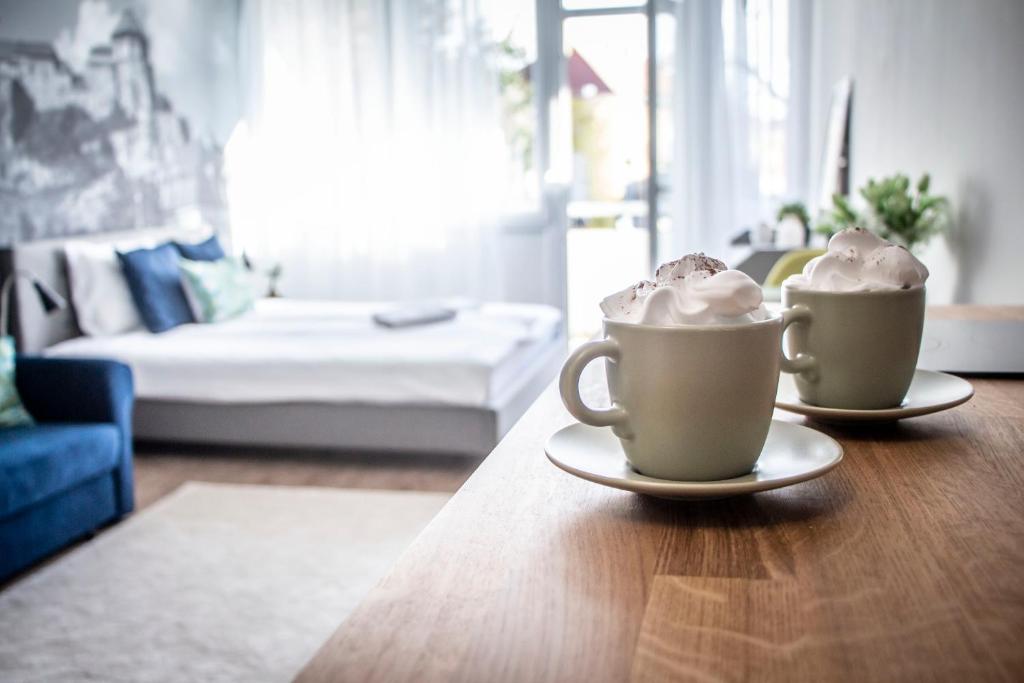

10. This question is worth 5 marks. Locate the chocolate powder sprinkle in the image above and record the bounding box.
[654,253,727,281]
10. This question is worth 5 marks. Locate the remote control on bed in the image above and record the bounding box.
[373,306,457,328]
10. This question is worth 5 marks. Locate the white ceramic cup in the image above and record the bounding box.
[781,286,926,409]
[559,312,811,481]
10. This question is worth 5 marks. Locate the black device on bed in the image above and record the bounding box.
[372,306,457,329]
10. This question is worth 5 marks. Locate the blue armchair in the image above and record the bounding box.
[0,357,134,582]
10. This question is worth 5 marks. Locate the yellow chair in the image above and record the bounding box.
[763,249,825,288]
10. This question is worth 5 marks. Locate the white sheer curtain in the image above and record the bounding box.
[668,0,758,260]
[667,0,809,259]
[229,0,505,301]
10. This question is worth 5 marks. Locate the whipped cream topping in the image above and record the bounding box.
[600,253,769,326]
[784,227,929,292]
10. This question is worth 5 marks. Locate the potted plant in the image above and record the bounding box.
[816,173,950,251]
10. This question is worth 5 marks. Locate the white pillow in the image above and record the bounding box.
[65,241,144,336]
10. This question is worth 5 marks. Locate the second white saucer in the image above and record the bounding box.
[775,369,974,423]
[545,420,843,501]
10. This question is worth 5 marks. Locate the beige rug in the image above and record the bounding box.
[0,482,448,683]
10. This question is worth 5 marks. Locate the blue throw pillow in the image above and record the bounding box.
[118,244,196,333]
[173,235,226,262]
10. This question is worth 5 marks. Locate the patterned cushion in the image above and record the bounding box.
[0,336,33,428]
[179,258,259,323]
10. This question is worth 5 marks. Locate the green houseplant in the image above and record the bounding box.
[816,173,950,251]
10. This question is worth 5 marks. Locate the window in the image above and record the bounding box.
[563,14,649,230]
[560,3,653,343]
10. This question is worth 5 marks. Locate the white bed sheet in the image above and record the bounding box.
[46,299,563,408]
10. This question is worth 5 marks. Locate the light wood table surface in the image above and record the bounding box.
[298,306,1024,682]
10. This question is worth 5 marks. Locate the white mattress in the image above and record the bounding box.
[46,299,563,408]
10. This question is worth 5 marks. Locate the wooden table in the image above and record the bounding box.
[298,307,1024,682]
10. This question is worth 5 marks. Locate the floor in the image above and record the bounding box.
[134,442,484,510]
[1,444,482,590]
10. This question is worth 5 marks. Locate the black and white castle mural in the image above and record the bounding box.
[0,0,240,244]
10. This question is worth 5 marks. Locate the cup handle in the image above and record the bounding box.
[780,305,818,378]
[559,338,630,431]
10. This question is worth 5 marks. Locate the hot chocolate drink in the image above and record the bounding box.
[561,254,808,481]
[600,253,768,326]
[782,228,929,409]
[784,227,928,292]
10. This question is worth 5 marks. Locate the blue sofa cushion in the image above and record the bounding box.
[118,243,196,333]
[0,423,120,518]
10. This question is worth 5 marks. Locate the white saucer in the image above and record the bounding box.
[775,369,974,423]
[544,420,843,500]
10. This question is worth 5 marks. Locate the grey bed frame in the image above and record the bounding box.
[0,229,565,455]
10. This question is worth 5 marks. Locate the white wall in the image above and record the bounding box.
[498,189,568,312]
[808,0,1024,304]
[500,231,556,304]
[501,219,573,309]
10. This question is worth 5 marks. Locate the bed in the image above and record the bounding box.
[1,229,565,455]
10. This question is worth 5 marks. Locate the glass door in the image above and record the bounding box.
[558,0,674,343]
